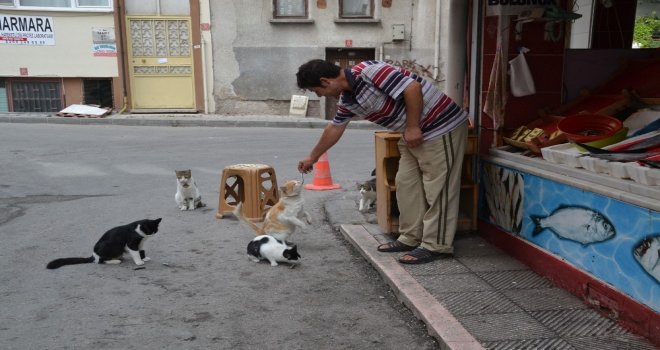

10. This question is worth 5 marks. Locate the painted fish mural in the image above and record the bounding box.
[483,163,524,234]
[634,235,660,283]
[530,206,615,245]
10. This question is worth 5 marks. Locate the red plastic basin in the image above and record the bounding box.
[557,114,623,143]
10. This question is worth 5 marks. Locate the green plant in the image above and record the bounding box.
[633,14,660,48]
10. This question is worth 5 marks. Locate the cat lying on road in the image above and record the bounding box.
[247,235,300,267]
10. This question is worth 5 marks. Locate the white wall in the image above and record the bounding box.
[0,11,118,77]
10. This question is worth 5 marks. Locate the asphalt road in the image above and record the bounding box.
[0,123,438,349]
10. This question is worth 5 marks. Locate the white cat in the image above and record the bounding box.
[174,169,205,211]
[234,179,312,242]
[357,178,377,212]
[247,235,301,267]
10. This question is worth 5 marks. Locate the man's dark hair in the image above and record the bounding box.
[296,59,341,89]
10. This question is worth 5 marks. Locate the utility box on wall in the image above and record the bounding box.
[392,24,405,41]
[289,95,309,116]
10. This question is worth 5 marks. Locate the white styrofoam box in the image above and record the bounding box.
[623,109,660,136]
[624,162,660,186]
[607,161,630,179]
[579,156,611,174]
[541,143,585,168]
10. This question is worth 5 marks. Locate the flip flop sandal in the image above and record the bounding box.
[377,241,416,252]
[398,247,441,264]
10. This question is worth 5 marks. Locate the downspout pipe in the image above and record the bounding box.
[201,37,208,114]
[433,0,441,80]
[116,0,129,114]
[445,0,468,103]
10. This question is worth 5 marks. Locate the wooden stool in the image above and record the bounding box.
[215,164,279,221]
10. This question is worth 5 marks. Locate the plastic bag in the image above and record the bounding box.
[509,50,536,97]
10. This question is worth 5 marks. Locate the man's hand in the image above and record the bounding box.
[298,157,315,174]
[404,126,424,148]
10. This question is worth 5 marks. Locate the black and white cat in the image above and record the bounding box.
[46,218,162,269]
[247,235,301,267]
[357,178,377,212]
[175,169,205,211]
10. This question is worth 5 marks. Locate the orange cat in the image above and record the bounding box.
[233,180,312,242]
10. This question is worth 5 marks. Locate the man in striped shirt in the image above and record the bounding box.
[297,59,469,264]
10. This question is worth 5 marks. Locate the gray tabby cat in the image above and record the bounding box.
[175,169,206,210]
[357,178,377,212]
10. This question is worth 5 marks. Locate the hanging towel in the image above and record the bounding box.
[509,49,536,97]
[483,44,508,130]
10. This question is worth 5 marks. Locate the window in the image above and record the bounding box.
[340,0,373,18]
[83,79,113,108]
[78,0,110,6]
[0,80,8,113]
[0,0,112,10]
[11,81,62,112]
[632,0,660,48]
[20,0,69,6]
[273,0,307,18]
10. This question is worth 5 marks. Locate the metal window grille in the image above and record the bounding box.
[0,80,8,112]
[11,81,62,112]
[83,79,113,108]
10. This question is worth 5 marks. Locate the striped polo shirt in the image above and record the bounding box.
[333,60,468,141]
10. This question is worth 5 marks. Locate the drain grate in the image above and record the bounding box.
[458,255,528,272]
[503,288,588,311]
[458,312,556,342]
[531,309,629,337]
[417,273,493,293]
[402,257,470,276]
[477,270,553,290]
[566,334,658,350]
[436,290,522,316]
[483,337,575,350]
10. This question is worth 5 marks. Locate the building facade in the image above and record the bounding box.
[0,0,214,114]
[208,0,459,118]
[0,0,119,112]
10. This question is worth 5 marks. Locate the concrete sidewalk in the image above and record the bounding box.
[339,223,658,350]
[3,111,657,349]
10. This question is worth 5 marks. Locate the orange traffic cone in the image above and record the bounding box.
[304,152,342,191]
